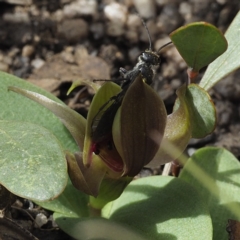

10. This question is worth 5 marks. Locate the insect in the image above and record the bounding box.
[91,18,171,155]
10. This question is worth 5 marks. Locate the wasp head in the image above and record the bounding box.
[141,50,160,66]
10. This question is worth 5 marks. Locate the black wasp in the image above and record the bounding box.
[91,18,171,155]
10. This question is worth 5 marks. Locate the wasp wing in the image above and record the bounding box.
[91,91,125,143]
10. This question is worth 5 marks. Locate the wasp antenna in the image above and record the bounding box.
[157,41,172,54]
[93,79,112,82]
[136,13,152,51]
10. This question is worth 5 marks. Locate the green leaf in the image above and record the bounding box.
[160,83,216,162]
[0,71,78,152]
[170,22,227,72]
[36,179,89,217]
[200,11,240,90]
[54,216,148,240]
[102,176,212,240]
[9,86,86,152]
[0,120,67,201]
[179,147,240,240]
[184,84,216,138]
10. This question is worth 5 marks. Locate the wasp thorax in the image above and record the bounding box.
[138,63,154,85]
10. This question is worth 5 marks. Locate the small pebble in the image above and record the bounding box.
[29,5,40,17]
[42,10,51,19]
[139,168,153,178]
[187,148,196,156]
[14,199,23,208]
[63,0,97,18]
[128,47,141,63]
[90,22,105,40]
[122,0,134,8]
[218,6,232,30]
[104,2,127,25]
[61,50,75,63]
[12,57,21,69]
[98,44,123,65]
[216,0,227,4]
[155,0,169,6]
[0,62,9,72]
[158,83,174,101]
[77,0,97,16]
[35,213,48,228]
[22,45,35,57]
[52,9,64,22]
[162,62,178,78]
[126,14,142,29]
[157,4,184,33]
[106,22,125,37]
[49,215,58,228]
[3,12,29,23]
[14,66,31,78]
[214,71,240,101]
[190,0,210,16]
[12,56,29,69]
[133,0,156,18]
[215,100,233,127]
[2,55,12,66]
[123,14,137,39]
[170,78,182,89]
[57,19,88,43]
[179,2,192,21]
[10,0,32,5]
[28,200,34,210]
[31,58,45,69]
[20,56,29,65]
[33,35,41,43]
[125,29,139,43]
[74,45,89,64]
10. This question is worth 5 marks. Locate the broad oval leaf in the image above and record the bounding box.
[0,120,67,201]
[102,176,212,240]
[200,11,240,90]
[170,22,227,72]
[0,71,78,153]
[173,84,216,138]
[184,84,216,138]
[150,83,216,166]
[179,147,240,240]
[8,86,86,151]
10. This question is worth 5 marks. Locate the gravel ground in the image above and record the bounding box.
[0,0,240,239]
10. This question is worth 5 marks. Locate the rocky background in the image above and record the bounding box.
[0,0,240,239]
